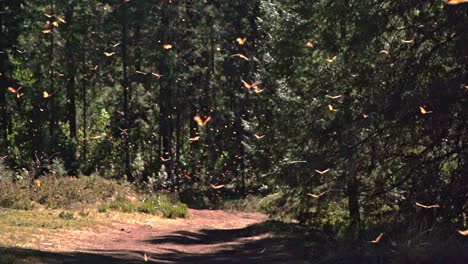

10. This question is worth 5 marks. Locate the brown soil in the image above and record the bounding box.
[1,209,310,263]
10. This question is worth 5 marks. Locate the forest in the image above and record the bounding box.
[0,0,467,263]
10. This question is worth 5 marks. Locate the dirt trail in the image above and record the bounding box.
[3,209,309,263]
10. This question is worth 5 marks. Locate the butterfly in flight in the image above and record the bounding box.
[254,134,265,139]
[35,180,43,187]
[370,233,384,243]
[43,91,52,98]
[194,115,211,126]
[326,95,342,99]
[163,44,173,50]
[306,190,329,198]
[458,229,468,236]
[362,113,369,119]
[160,156,171,162]
[231,54,249,61]
[328,105,338,112]
[104,52,115,57]
[326,56,337,63]
[241,79,262,90]
[8,86,21,94]
[444,0,468,4]
[415,202,440,209]
[236,37,247,45]
[253,87,264,94]
[286,160,307,164]
[315,168,330,175]
[57,16,66,24]
[151,73,163,78]
[305,41,314,48]
[419,107,432,115]
[401,37,415,44]
[379,50,390,55]
[189,136,200,142]
[119,128,128,136]
[210,184,225,190]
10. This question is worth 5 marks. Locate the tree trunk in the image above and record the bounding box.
[65,4,77,139]
[121,3,132,181]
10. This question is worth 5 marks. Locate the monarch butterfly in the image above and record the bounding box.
[444,0,468,5]
[305,41,314,48]
[57,16,67,24]
[328,104,338,112]
[379,50,389,55]
[104,52,115,57]
[152,73,163,78]
[415,202,439,209]
[210,184,225,189]
[241,79,262,90]
[458,229,468,236]
[236,37,247,45]
[314,169,330,175]
[254,134,265,139]
[35,180,43,187]
[163,44,173,50]
[43,91,52,98]
[144,253,148,262]
[370,233,384,243]
[42,29,52,34]
[160,156,171,162]
[401,37,415,44]
[194,115,211,126]
[189,136,200,142]
[253,87,264,94]
[306,191,329,198]
[326,56,337,63]
[231,54,249,61]
[8,87,20,94]
[325,95,342,99]
[419,107,432,114]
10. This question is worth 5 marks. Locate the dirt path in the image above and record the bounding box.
[1,209,310,263]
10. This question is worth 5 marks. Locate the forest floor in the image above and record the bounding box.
[0,208,312,264]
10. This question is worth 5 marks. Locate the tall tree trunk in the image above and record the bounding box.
[121,2,132,181]
[340,0,361,244]
[48,0,55,146]
[65,3,77,139]
[0,0,7,149]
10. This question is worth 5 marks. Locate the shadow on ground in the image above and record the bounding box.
[0,221,317,264]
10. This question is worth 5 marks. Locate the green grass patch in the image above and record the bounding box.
[100,195,189,218]
[0,208,93,232]
[0,175,134,210]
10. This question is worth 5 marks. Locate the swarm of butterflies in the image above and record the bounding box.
[6,1,468,252]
